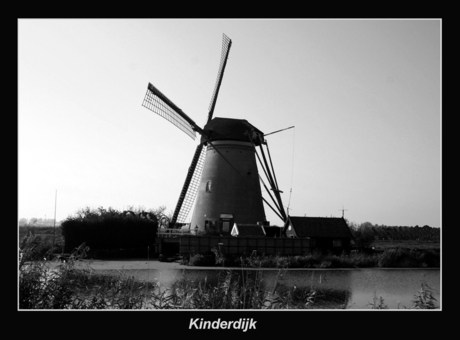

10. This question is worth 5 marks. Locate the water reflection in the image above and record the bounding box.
[346,269,440,309]
[106,267,440,309]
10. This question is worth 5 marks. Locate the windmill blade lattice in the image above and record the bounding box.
[171,143,207,225]
[207,34,232,123]
[142,83,196,140]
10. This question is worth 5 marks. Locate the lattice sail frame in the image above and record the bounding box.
[207,33,232,122]
[142,83,196,140]
[176,145,207,223]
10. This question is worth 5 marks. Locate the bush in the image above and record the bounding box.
[412,249,440,268]
[291,254,322,268]
[377,248,418,268]
[351,224,375,248]
[19,233,62,262]
[350,253,378,267]
[60,206,160,256]
[321,254,354,268]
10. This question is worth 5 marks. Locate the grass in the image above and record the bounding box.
[372,239,440,251]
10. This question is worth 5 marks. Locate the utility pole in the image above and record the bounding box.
[53,190,57,246]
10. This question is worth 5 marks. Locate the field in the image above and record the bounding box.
[19,226,65,247]
[371,239,440,250]
[19,226,62,238]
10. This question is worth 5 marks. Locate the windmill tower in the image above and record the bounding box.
[142,34,287,233]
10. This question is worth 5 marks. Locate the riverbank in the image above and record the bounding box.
[66,258,441,271]
[61,247,439,270]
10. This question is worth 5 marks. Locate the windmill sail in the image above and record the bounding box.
[170,143,207,226]
[207,34,232,123]
[142,83,198,140]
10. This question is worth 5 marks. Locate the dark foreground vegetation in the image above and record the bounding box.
[60,206,165,257]
[19,235,438,310]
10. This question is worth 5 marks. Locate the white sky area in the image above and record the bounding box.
[18,19,441,228]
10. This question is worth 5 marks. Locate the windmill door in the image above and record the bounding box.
[220,213,234,233]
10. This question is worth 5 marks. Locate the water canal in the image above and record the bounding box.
[82,261,440,309]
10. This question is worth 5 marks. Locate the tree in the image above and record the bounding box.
[352,223,375,248]
[346,220,359,231]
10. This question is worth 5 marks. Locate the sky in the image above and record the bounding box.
[18,19,441,228]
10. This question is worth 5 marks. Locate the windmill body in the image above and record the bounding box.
[190,118,266,232]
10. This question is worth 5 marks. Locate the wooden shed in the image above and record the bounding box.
[284,216,353,254]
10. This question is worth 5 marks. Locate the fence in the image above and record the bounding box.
[157,228,191,238]
[179,235,311,256]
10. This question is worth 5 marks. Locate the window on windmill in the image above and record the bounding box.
[333,239,342,247]
[206,181,212,193]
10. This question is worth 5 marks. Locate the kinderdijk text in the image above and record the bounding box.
[189,318,257,331]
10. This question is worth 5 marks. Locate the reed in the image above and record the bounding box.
[368,292,388,309]
[411,283,438,309]
[367,282,438,309]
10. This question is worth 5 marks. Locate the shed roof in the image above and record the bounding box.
[289,217,353,238]
[232,223,266,236]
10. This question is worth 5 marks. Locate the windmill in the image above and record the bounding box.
[142,34,288,233]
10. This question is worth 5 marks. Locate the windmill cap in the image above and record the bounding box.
[201,117,264,145]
